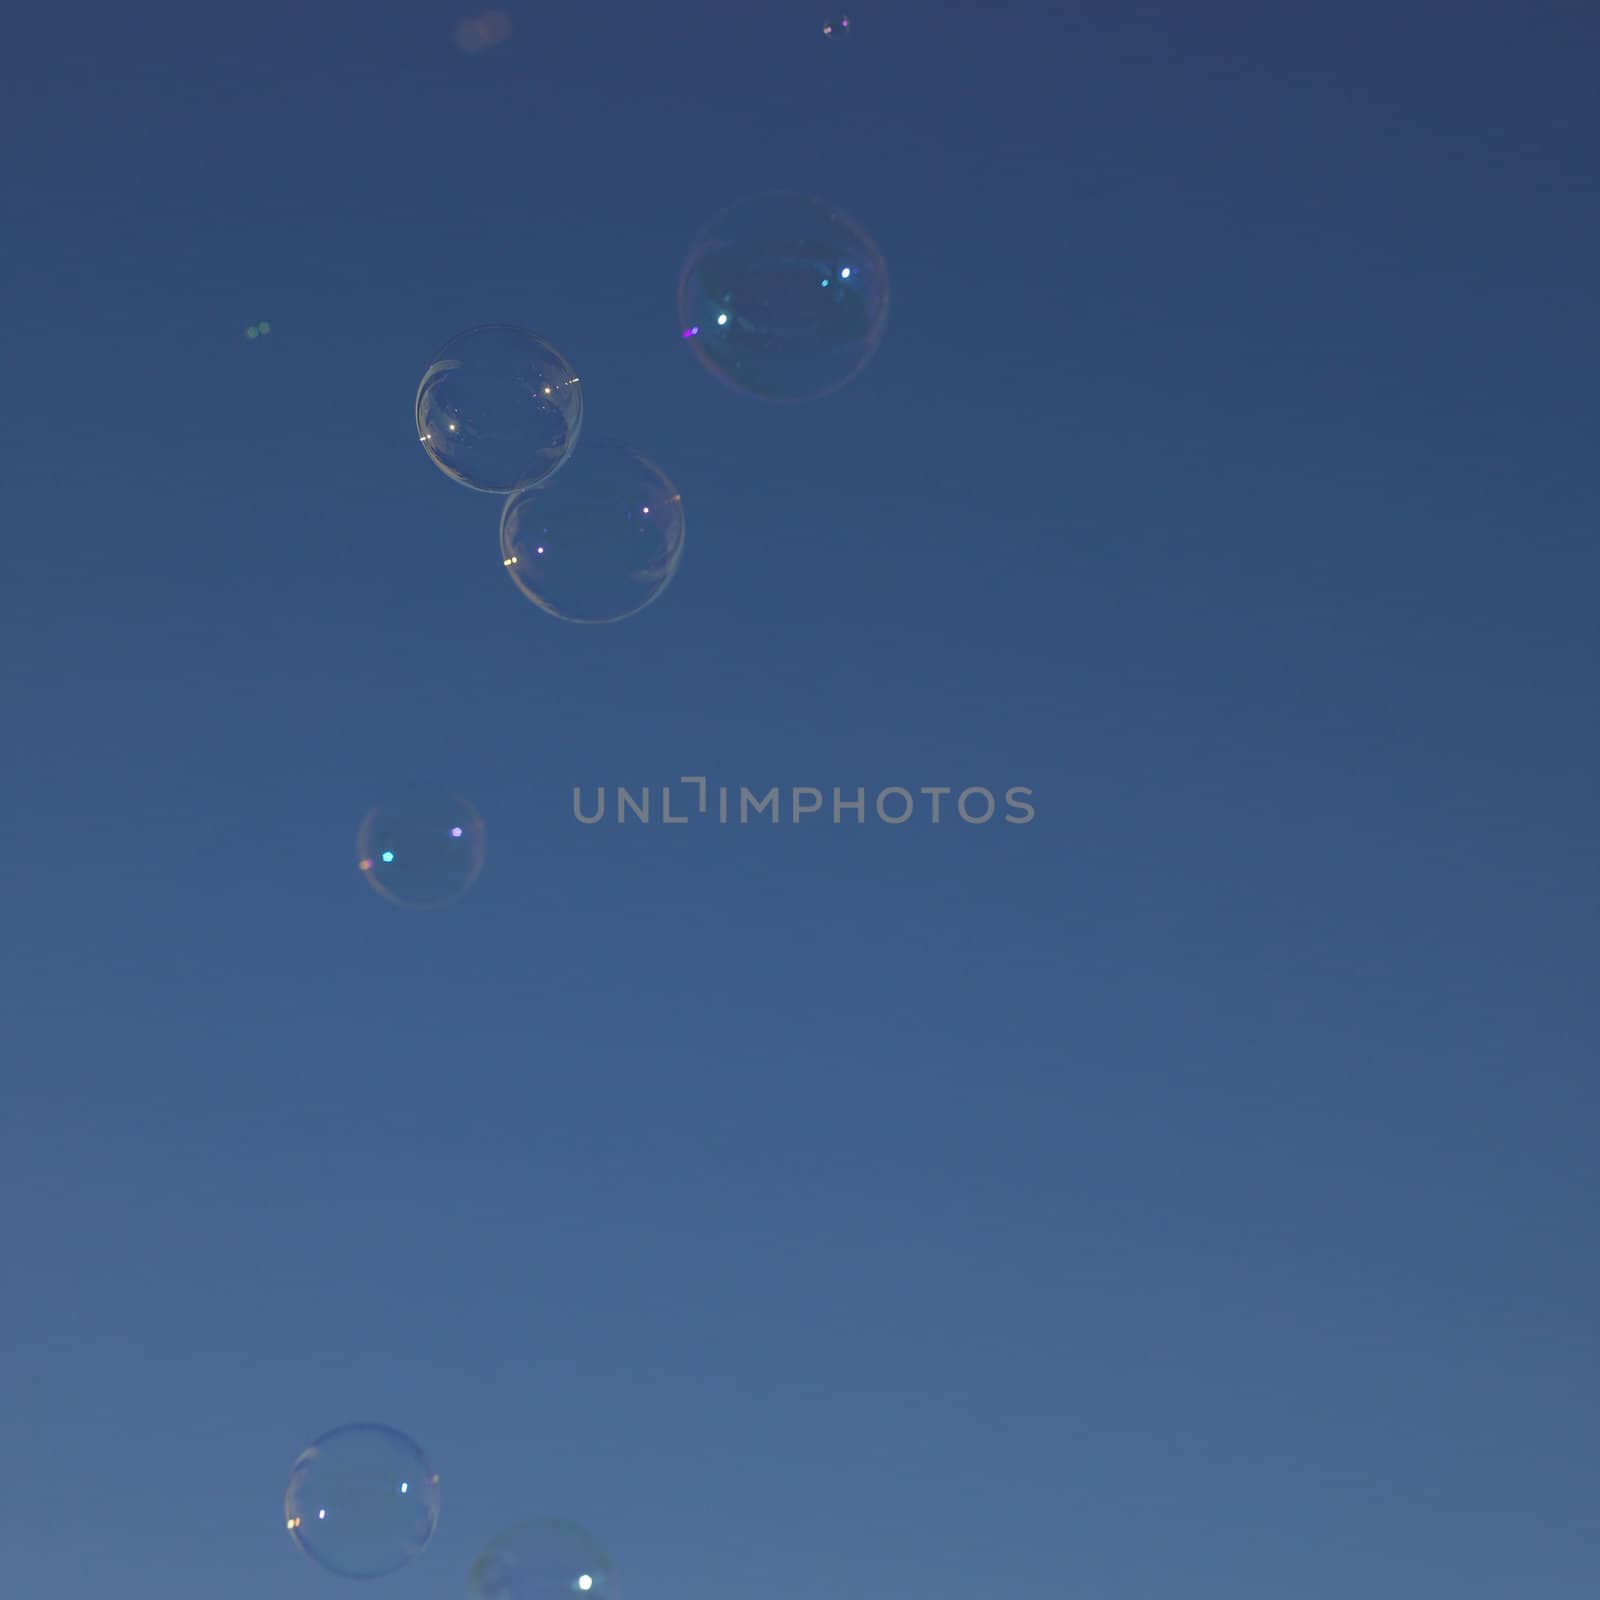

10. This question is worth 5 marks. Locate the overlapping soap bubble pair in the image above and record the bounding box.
[413,193,890,626]
[285,1421,615,1599]
[416,324,682,625]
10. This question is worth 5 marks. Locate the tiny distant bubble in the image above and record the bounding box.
[455,8,513,54]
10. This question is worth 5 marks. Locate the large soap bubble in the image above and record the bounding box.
[357,788,486,909]
[500,437,685,624]
[416,325,583,492]
[677,191,889,402]
[284,1422,440,1580]
[469,1518,618,1600]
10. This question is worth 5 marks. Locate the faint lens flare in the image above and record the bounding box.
[454,8,513,54]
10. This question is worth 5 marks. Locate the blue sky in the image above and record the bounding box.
[1,2,1596,1597]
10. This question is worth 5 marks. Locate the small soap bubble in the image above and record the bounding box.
[416,325,583,493]
[469,1519,617,1600]
[500,436,685,624]
[357,788,486,909]
[284,1422,440,1580]
[678,191,888,402]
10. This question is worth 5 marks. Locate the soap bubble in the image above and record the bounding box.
[469,1519,618,1600]
[677,191,889,402]
[500,437,685,624]
[284,1422,440,1580]
[416,325,583,492]
[357,788,486,909]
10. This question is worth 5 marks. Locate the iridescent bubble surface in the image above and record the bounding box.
[469,1518,618,1600]
[356,788,486,909]
[284,1422,440,1580]
[500,437,685,624]
[416,325,583,492]
[677,191,889,402]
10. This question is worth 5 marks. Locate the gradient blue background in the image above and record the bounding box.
[2,2,1596,1596]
